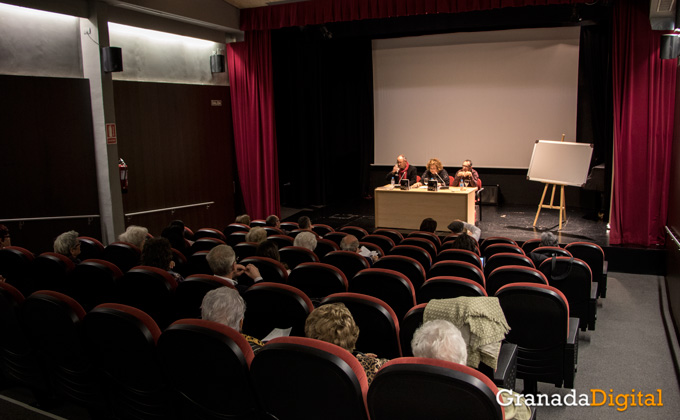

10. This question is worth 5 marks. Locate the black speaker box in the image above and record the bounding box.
[210,54,225,73]
[102,47,123,73]
[480,185,499,205]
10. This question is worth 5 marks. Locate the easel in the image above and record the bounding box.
[533,134,567,231]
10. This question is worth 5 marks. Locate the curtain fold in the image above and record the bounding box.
[227,30,280,220]
[610,0,676,245]
[241,0,590,31]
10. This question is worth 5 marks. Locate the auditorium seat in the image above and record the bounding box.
[399,303,427,357]
[323,231,349,246]
[399,237,437,261]
[531,246,572,259]
[339,225,369,239]
[483,252,535,278]
[171,248,188,277]
[408,231,441,250]
[280,221,299,232]
[520,238,542,254]
[312,223,335,236]
[238,256,288,284]
[226,231,248,247]
[486,265,548,296]
[368,358,505,420]
[418,276,487,304]
[102,241,141,273]
[373,254,426,290]
[565,241,608,298]
[116,265,178,329]
[496,283,579,395]
[322,292,402,359]
[359,241,385,257]
[173,274,236,319]
[322,250,370,282]
[482,243,524,259]
[0,246,35,297]
[194,227,227,241]
[77,236,105,261]
[250,219,266,227]
[234,241,258,262]
[28,252,75,294]
[427,260,485,289]
[65,259,123,312]
[188,237,226,255]
[349,268,416,320]
[242,282,314,338]
[279,245,319,269]
[389,244,432,271]
[223,223,250,236]
[83,303,177,419]
[287,262,348,302]
[479,237,518,253]
[264,226,285,236]
[185,250,213,276]
[268,234,295,250]
[313,237,340,259]
[158,319,262,420]
[361,234,396,255]
[435,249,483,269]
[373,229,403,246]
[251,336,369,420]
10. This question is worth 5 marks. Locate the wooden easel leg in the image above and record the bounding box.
[533,184,549,227]
[558,185,566,230]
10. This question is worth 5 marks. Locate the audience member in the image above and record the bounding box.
[411,320,531,420]
[141,237,184,283]
[201,286,264,353]
[305,303,388,385]
[265,215,280,228]
[161,224,188,255]
[235,214,251,226]
[451,233,478,253]
[119,225,149,249]
[447,219,481,242]
[0,224,10,249]
[419,217,438,233]
[453,159,479,188]
[256,240,290,272]
[529,231,561,266]
[168,219,193,242]
[298,216,312,230]
[206,244,262,294]
[340,234,378,264]
[387,154,418,185]
[294,231,317,252]
[54,230,82,264]
[245,227,267,244]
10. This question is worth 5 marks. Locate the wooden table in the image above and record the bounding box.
[374,185,477,230]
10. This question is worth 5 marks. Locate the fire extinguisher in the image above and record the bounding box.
[119,158,128,193]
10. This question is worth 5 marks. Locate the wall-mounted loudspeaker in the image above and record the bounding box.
[660,34,680,59]
[210,54,225,73]
[102,46,123,73]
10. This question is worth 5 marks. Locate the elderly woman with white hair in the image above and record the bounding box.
[293,231,317,252]
[53,230,82,264]
[201,286,264,353]
[118,225,149,249]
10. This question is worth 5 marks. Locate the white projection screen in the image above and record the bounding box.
[373,27,580,169]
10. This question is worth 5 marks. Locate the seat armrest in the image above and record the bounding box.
[493,342,518,389]
[564,317,580,388]
[590,282,598,300]
[603,260,608,277]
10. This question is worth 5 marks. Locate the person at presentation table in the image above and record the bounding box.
[413,158,450,188]
[386,154,418,185]
[453,159,479,187]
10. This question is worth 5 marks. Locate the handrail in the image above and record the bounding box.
[124,201,215,217]
[0,214,100,223]
[665,226,680,250]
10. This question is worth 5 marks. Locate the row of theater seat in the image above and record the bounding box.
[1,282,560,419]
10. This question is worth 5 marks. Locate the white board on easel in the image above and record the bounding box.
[527,140,594,186]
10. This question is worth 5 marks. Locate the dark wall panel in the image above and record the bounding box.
[666,64,680,343]
[113,81,236,235]
[0,75,101,253]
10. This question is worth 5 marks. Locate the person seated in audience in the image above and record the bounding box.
[305,302,388,385]
[265,215,280,229]
[340,234,378,264]
[201,286,264,353]
[411,320,531,420]
[206,244,262,295]
[234,214,251,226]
[141,237,184,283]
[419,217,437,233]
[119,225,149,250]
[256,240,290,273]
[529,231,560,267]
[297,216,312,230]
[0,224,10,250]
[387,154,418,186]
[453,159,479,188]
[161,224,188,255]
[450,232,478,253]
[447,219,481,242]
[413,158,450,188]
[294,231,317,252]
[245,227,267,244]
[54,230,82,264]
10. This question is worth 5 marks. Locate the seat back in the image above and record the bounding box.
[322,250,370,281]
[399,303,426,357]
[339,225,369,239]
[264,226,285,237]
[399,237,437,260]
[322,292,402,359]
[279,246,319,269]
[226,231,248,247]
[185,250,213,275]
[280,221,299,232]
[251,336,369,420]
[313,237,340,259]
[116,265,178,329]
[368,357,503,420]
[30,252,75,293]
[65,259,123,312]
[83,303,174,419]
[312,224,335,236]
[373,255,426,290]
[242,282,314,338]
[173,275,236,319]
[267,234,295,250]
[538,256,595,330]
[287,262,348,301]
[483,243,524,259]
[0,246,35,297]
[427,260,485,289]
[194,228,227,241]
[373,229,403,246]
[389,244,432,271]
[324,231,349,246]
[361,234,396,255]
[250,220,266,227]
[479,236,517,252]
[189,237,226,255]
[234,241,258,262]
[408,231,441,249]
[418,276,487,304]
[532,246,572,258]
[435,249,483,269]
[348,268,416,320]
[223,223,250,236]
[521,238,542,254]
[158,319,260,420]
[78,236,105,261]
[486,265,548,296]
[102,242,141,273]
[238,256,288,283]
[483,252,535,278]
[564,241,606,285]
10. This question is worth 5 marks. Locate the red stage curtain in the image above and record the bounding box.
[227,31,280,220]
[241,0,589,31]
[610,0,676,246]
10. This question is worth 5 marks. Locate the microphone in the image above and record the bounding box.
[435,172,449,189]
